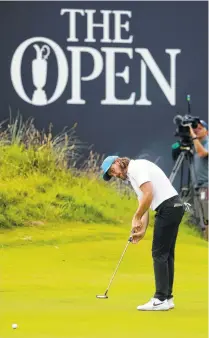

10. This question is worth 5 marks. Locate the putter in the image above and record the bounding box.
[96,236,132,299]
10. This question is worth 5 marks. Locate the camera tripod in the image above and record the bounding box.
[169,145,206,231]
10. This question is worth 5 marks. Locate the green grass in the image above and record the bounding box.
[0,144,138,228]
[0,222,208,338]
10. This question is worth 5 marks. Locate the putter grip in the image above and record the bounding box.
[128,236,133,242]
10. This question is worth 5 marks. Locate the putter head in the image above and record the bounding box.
[96,294,108,299]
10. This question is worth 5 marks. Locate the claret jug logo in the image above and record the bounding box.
[10,9,181,106]
[11,37,68,105]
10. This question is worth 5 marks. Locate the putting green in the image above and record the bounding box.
[0,222,208,338]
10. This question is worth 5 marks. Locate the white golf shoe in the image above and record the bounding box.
[137,298,169,311]
[168,297,175,309]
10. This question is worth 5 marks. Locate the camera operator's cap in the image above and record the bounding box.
[101,155,119,181]
[200,120,208,130]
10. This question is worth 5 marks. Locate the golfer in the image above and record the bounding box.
[101,156,185,311]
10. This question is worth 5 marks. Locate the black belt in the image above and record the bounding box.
[155,195,180,212]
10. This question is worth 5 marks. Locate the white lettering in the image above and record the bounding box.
[101,48,135,105]
[85,10,112,43]
[60,9,85,42]
[66,47,103,104]
[135,48,181,105]
[136,60,152,105]
[112,11,133,43]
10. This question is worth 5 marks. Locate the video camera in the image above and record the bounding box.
[172,94,200,146]
[173,114,200,144]
[171,94,201,161]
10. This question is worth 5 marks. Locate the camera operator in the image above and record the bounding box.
[190,120,208,238]
[189,120,208,187]
[172,109,208,237]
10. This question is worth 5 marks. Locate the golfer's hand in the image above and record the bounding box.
[132,228,146,244]
[132,215,142,232]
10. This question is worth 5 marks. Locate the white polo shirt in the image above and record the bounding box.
[127,159,178,211]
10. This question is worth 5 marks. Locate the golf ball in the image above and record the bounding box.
[12,324,18,329]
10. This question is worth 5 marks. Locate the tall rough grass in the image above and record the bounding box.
[0,114,137,228]
[0,112,86,169]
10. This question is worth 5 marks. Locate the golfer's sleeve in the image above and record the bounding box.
[131,162,151,188]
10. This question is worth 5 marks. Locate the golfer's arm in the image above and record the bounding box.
[141,211,149,230]
[135,182,153,220]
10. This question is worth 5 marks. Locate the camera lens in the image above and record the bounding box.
[192,121,198,129]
